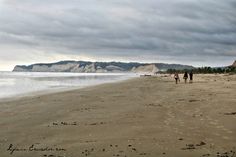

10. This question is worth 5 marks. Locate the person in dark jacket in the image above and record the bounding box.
[183,72,188,84]
[189,71,193,83]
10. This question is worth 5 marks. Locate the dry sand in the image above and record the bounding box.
[0,74,235,157]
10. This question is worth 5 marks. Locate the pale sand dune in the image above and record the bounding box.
[0,74,235,157]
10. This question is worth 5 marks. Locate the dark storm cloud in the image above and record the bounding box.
[0,0,236,66]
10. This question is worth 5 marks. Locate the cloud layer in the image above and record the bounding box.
[0,0,236,70]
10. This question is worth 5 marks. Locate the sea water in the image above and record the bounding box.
[0,72,137,99]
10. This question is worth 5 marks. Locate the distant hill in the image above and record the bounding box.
[13,60,194,73]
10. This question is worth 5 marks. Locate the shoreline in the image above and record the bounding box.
[0,75,138,103]
[0,74,235,157]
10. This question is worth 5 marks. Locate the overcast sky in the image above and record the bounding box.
[0,0,236,70]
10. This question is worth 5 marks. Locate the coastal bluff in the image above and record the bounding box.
[13,60,193,73]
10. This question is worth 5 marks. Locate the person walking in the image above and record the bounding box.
[189,71,193,83]
[183,72,188,84]
[174,72,180,84]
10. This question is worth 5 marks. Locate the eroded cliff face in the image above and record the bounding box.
[14,63,80,72]
[131,64,159,73]
[13,62,127,73]
[13,60,194,73]
[13,66,29,72]
[232,60,236,67]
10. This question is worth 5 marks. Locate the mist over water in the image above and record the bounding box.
[0,72,137,99]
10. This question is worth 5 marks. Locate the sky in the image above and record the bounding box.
[0,0,236,71]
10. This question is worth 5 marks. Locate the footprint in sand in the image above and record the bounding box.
[216,125,224,129]
[222,136,230,140]
[177,120,185,127]
[213,133,220,136]
[207,118,234,135]
[221,128,233,134]
[164,111,176,126]
[209,121,218,125]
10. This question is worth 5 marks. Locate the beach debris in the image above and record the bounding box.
[85,140,97,143]
[139,152,147,155]
[182,141,207,150]
[193,114,203,117]
[52,122,58,125]
[61,121,77,125]
[89,123,97,125]
[196,141,206,146]
[76,107,91,112]
[51,121,77,126]
[43,155,65,157]
[189,99,200,102]
[81,148,95,156]
[86,122,106,126]
[80,143,152,157]
[216,150,235,157]
[224,112,236,115]
[178,138,184,141]
[145,103,162,107]
[181,144,196,150]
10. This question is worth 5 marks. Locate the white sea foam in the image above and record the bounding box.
[0,72,137,99]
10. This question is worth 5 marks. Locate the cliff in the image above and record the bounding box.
[13,61,194,73]
[231,60,236,67]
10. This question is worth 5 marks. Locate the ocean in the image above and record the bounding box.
[0,72,137,99]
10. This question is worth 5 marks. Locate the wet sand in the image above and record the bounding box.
[0,74,235,157]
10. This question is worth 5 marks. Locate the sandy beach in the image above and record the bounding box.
[0,74,235,157]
